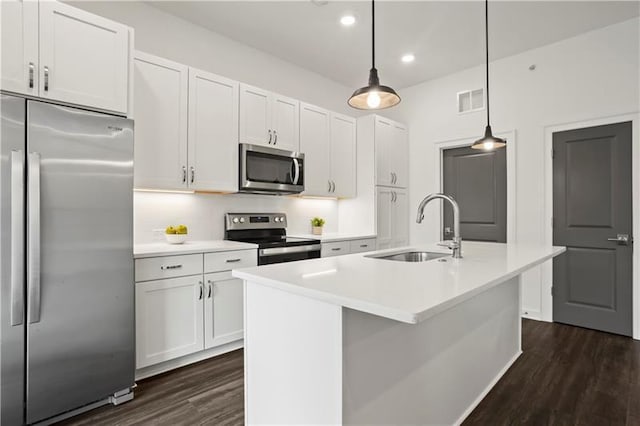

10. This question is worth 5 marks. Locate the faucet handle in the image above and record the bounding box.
[437,241,456,250]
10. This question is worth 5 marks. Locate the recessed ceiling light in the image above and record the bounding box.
[401,53,415,64]
[340,15,356,26]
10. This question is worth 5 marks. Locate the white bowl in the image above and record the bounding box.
[165,234,188,244]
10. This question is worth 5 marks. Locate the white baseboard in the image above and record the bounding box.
[521,309,542,321]
[454,350,522,426]
[135,339,244,381]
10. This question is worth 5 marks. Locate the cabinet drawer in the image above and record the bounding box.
[204,249,257,273]
[349,238,377,254]
[135,254,203,282]
[321,241,351,258]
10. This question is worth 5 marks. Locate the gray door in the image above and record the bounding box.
[26,101,135,423]
[553,122,633,336]
[442,145,507,242]
[1,94,27,426]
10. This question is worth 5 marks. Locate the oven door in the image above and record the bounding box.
[239,144,304,194]
[259,244,321,265]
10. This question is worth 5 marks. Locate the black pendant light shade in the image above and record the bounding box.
[471,0,506,150]
[348,0,401,110]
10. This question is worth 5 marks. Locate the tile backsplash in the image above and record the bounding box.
[134,191,339,244]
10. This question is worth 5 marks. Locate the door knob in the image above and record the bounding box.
[607,234,630,245]
[444,227,452,234]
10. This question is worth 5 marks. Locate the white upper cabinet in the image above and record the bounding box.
[0,0,38,96]
[239,83,300,151]
[0,0,131,114]
[133,52,188,190]
[329,113,357,198]
[188,68,239,192]
[39,1,130,113]
[375,116,408,188]
[300,103,331,196]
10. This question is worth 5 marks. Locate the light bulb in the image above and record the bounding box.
[483,141,495,151]
[367,91,381,108]
[340,15,356,26]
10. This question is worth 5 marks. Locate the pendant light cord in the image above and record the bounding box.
[485,0,490,126]
[371,0,375,69]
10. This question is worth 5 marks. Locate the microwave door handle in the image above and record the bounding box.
[292,158,300,185]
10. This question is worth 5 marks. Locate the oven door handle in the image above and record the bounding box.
[292,158,300,186]
[259,244,321,257]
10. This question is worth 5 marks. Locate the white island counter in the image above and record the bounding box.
[233,242,565,425]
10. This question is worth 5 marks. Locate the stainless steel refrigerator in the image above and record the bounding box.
[1,94,135,425]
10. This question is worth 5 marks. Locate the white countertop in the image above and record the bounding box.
[233,242,565,324]
[289,232,377,243]
[134,240,257,259]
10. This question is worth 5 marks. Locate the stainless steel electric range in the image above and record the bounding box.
[224,213,321,265]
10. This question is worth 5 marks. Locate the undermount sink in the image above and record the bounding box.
[366,250,450,263]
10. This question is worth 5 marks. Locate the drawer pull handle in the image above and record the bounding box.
[359,244,368,248]
[161,264,183,270]
[226,258,242,263]
[331,248,341,251]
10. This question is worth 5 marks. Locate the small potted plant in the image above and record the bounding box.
[311,217,325,235]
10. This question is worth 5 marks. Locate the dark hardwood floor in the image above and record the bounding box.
[60,319,640,426]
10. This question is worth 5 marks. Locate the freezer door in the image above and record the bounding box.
[1,95,27,426]
[26,101,134,424]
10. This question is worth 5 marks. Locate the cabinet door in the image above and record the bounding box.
[0,0,38,95]
[321,241,351,258]
[376,187,394,250]
[300,103,331,196]
[330,113,357,198]
[188,68,239,192]
[391,123,409,188]
[271,94,299,152]
[133,53,188,190]
[375,117,394,186]
[38,1,129,113]
[136,276,204,368]
[239,84,272,146]
[204,272,244,349]
[392,189,409,247]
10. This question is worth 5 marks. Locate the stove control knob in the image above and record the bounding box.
[239,217,246,223]
[232,218,239,224]
[274,217,280,222]
[279,216,285,222]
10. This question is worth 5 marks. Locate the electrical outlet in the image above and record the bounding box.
[152,229,165,241]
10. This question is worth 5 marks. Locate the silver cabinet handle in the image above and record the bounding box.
[331,247,342,251]
[292,158,300,185]
[390,172,394,184]
[27,152,41,324]
[182,166,187,183]
[225,258,242,263]
[268,129,272,144]
[607,234,630,245]
[160,264,182,270]
[199,282,204,300]
[331,181,336,193]
[359,244,369,248]
[328,180,332,193]
[28,62,35,89]
[273,130,278,145]
[190,166,195,184]
[10,151,25,326]
[207,280,213,298]
[43,66,49,92]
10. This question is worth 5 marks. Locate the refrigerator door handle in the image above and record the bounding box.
[10,151,25,326]
[27,152,41,324]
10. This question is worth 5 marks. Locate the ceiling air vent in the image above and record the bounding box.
[457,88,484,114]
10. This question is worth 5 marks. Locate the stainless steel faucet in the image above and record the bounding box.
[416,193,462,259]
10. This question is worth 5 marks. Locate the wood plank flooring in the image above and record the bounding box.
[60,319,640,426]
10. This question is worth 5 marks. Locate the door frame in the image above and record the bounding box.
[543,113,640,339]
[433,130,517,243]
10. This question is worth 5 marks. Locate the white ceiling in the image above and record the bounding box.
[149,1,640,89]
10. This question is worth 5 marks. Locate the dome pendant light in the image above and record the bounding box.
[348,0,400,110]
[471,0,506,150]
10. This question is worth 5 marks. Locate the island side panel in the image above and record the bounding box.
[244,281,343,424]
[342,277,521,425]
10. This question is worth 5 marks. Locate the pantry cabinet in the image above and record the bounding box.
[376,187,409,250]
[375,117,408,188]
[300,103,356,198]
[1,0,131,114]
[239,83,299,152]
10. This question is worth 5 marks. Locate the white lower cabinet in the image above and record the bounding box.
[205,272,244,348]
[377,186,409,250]
[135,249,256,371]
[320,238,377,257]
[135,275,204,369]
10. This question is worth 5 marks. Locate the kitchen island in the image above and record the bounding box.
[232,242,565,425]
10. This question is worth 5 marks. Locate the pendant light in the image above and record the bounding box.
[471,0,506,150]
[348,0,401,110]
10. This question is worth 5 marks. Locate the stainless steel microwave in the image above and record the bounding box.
[239,144,305,195]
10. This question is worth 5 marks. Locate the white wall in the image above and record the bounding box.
[66,1,355,244]
[389,18,640,319]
